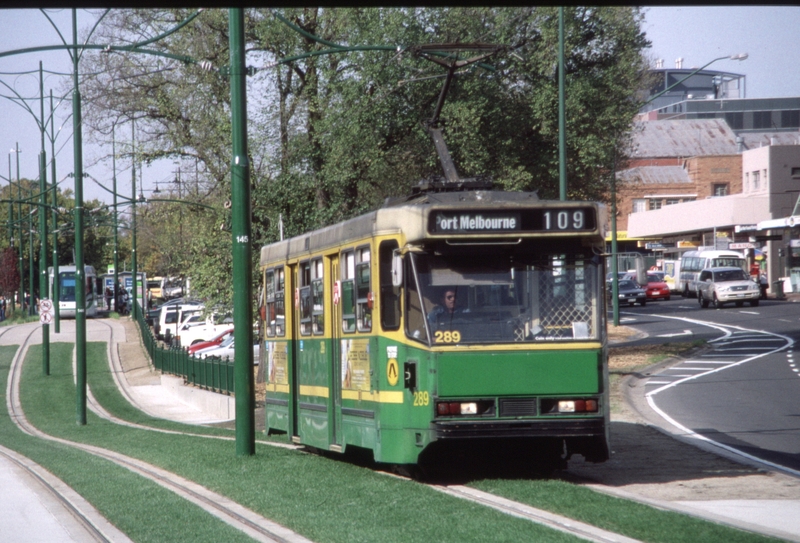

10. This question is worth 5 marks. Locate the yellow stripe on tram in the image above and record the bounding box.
[299,385,329,398]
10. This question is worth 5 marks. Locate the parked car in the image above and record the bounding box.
[187,328,233,355]
[644,274,671,301]
[147,297,184,328]
[608,279,647,306]
[606,271,635,283]
[178,313,234,348]
[195,335,260,364]
[696,267,760,309]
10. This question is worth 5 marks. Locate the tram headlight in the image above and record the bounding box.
[436,401,480,416]
[557,399,598,413]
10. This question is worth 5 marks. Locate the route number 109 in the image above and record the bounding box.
[543,210,584,230]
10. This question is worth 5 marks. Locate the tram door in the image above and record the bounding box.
[330,256,343,448]
[289,264,300,440]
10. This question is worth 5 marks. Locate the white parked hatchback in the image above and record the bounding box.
[696,266,760,309]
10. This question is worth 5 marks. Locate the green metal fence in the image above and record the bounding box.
[134,303,235,395]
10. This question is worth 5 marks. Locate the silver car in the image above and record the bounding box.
[697,267,760,308]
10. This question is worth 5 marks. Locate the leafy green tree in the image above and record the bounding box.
[78,7,651,312]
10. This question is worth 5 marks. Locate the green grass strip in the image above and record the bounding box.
[14,342,583,543]
[0,344,253,543]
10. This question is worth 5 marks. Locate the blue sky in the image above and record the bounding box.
[642,6,800,99]
[0,6,798,203]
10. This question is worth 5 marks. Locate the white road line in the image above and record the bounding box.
[642,313,798,477]
[683,361,730,364]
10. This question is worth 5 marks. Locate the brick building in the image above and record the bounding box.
[614,119,742,235]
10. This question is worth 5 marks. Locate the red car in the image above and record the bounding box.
[644,274,671,301]
[187,328,233,354]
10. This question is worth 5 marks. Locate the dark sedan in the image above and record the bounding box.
[608,279,647,306]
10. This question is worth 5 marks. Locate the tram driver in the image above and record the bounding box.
[427,287,468,331]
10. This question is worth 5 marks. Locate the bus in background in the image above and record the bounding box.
[48,265,99,318]
[678,248,747,297]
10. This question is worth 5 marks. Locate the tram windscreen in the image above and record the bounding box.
[407,251,602,345]
[59,273,77,302]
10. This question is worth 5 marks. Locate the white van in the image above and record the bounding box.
[158,302,204,343]
[678,248,746,297]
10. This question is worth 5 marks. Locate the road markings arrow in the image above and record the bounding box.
[657,329,692,338]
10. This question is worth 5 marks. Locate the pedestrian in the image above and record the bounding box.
[105,286,113,311]
[116,284,127,315]
[0,295,6,321]
[759,273,768,299]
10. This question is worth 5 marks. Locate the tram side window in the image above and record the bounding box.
[342,251,356,332]
[299,261,312,336]
[276,268,285,336]
[265,268,285,337]
[356,247,372,332]
[265,270,275,337]
[311,258,324,335]
[379,240,401,331]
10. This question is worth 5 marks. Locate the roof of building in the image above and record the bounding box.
[616,165,691,185]
[629,119,739,158]
[740,131,800,149]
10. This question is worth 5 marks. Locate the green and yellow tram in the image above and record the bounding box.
[260,188,610,469]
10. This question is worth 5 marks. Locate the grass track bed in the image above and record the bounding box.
[1,340,781,543]
[12,342,582,542]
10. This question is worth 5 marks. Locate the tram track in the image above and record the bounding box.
[5,321,313,543]
[5,319,649,543]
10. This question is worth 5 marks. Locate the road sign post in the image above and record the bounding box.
[39,299,55,325]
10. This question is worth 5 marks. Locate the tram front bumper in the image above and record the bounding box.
[433,417,605,439]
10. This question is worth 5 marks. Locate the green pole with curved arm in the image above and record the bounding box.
[39,61,50,374]
[72,8,87,426]
[230,7,255,456]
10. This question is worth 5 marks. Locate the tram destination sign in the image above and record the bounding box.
[429,207,596,234]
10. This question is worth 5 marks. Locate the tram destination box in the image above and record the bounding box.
[429,206,597,235]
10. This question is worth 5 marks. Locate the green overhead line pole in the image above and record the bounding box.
[558,7,567,202]
[72,8,88,426]
[131,122,138,321]
[39,61,50,374]
[14,142,22,313]
[27,183,34,316]
[50,90,60,333]
[229,7,255,456]
[112,125,119,313]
